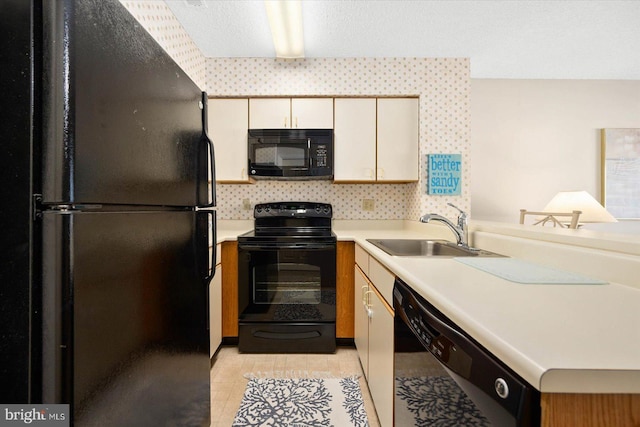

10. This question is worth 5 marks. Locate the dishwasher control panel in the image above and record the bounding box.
[402,292,473,378]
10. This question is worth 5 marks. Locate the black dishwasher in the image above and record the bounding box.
[394,278,540,426]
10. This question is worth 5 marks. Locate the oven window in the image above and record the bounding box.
[254,145,307,168]
[253,262,321,305]
[238,244,337,323]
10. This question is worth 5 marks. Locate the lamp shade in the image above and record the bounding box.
[543,191,618,223]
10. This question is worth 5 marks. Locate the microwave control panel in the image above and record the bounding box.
[314,144,328,168]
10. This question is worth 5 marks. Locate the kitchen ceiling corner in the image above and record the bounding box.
[165,0,640,79]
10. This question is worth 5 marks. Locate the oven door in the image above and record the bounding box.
[238,241,336,323]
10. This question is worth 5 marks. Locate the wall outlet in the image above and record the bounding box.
[362,199,375,211]
[242,199,252,210]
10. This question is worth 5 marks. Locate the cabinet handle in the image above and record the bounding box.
[295,117,298,128]
[377,168,385,179]
[363,290,373,309]
[361,285,368,304]
[241,168,246,179]
[284,116,288,127]
[365,168,373,179]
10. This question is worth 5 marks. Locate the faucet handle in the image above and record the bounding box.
[447,203,468,229]
[447,202,467,217]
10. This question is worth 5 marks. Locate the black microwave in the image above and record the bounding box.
[248,129,333,179]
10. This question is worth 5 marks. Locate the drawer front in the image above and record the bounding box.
[355,244,369,275]
[369,257,395,306]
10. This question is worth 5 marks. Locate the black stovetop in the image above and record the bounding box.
[239,202,334,241]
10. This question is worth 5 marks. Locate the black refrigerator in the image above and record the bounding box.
[1,0,215,425]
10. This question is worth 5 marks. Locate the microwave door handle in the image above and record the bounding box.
[308,138,311,167]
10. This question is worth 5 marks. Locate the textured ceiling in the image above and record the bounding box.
[165,0,640,79]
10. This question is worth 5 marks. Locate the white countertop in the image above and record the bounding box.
[216,220,252,243]
[218,219,640,393]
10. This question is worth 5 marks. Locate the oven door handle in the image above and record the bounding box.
[238,242,336,250]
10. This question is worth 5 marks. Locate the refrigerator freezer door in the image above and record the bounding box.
[0,0,40,403]
[41,0,208,207]
[42,209,210,426]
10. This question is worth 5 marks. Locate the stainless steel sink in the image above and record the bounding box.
[366,239,502,257]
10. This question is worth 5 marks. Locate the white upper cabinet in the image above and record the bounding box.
[207,98,249,182]
[249,98,333,129]
[291,98,334,128]
[248,98,291,129]
[334,97,419,182]
[377,97,419,181]
[334,98,377,181]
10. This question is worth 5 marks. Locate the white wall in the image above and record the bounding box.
[471,79,640,222]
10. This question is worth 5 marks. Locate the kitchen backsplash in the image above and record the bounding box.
[121,2,471,221]
[218,182,408,221]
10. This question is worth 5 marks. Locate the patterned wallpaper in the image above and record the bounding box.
[119,0,206,90]
[217,181,408,221]
[119,2,471,221]
[208,58,471,220]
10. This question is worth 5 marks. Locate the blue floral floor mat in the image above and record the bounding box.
[232,377,369,427]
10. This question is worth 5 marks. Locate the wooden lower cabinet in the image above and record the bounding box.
[336,241,355,338]
[221,241,238,338]
[541,393,640,427]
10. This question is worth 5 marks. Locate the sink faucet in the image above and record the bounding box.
[420,203,469,248]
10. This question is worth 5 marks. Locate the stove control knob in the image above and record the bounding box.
[256,206,263,213]
[315,206,322,213]
[264,206,271,213]
[323,206,331,214]
[495,378,509,399]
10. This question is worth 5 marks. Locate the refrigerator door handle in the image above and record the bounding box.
[197,210,216,285]
[200,92,216,208]
[206,134,216,207]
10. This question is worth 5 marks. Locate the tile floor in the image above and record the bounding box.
[210,345,381,426]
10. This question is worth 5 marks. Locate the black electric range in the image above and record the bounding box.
[237,202,337,353]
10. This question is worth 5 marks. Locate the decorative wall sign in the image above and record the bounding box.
[601,128,640,218]
[427,154,462,195]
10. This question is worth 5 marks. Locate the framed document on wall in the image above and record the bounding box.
[601,128,640,219]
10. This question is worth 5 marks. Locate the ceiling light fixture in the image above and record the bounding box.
[265,0,304,59]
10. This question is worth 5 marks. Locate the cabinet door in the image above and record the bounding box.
[354,267,370,379]
[334,98,376,181]
[377,98,419,181]
[209,264,222,357]
[249,98,291,128]
[208,98,249,182]
[368,286,394,427]
[291,98,334,128]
